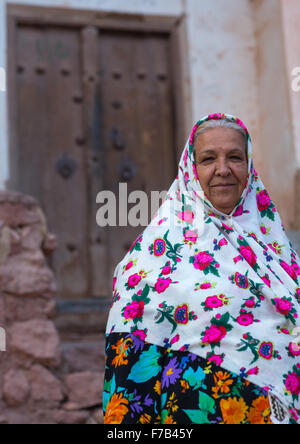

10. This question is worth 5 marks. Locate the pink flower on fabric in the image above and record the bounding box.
[132,329,147,341]
[256,189,271,211]
[113,276,117,291]
[170,334,180,344]
[124,300,144,320]
[189,124,198,145]
[184,148,188,166]
[127,273,142,288]
[285,372,300,396]
[274,298,292,316]
[245,299,255,308]
[288,342,300,357]
[233,204,244,217]
[247,367,259,375]
[202,325,227,344]
[291,262,300,276]
[205,296,223,309]
[236,312,254,326]
[260,225,267,234]
[261,275,271,287]
[177,210,194,223]
[193,251,214,271]
[161,266,172,275]
[219,238,228,247]
[207,354,224,366]
[125,260,135,271]
[200,282,212,289]
[155,277,172,294]
[184,229,198,243]
[184,172,189,185]
[280,261,297,280]
[239,245,257,267]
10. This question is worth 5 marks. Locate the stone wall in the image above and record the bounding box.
[0,190,104,424]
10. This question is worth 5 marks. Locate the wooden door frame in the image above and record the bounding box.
[7,3,191,191]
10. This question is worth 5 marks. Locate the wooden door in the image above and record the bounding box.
[9,20,178,302]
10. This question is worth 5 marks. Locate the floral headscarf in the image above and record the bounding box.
[106,113,300,424]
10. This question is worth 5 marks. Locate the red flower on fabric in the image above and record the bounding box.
[202,325,227,344]
[123,300,144,320]
[193,251,214,271]
[127,273,142,288]
[256,189,271,211]
[239,245,257,267]
[285,372,300,396]
[155,277,172,294]
[274,298,292,316]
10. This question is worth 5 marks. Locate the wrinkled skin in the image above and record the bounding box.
[194,127,248,215]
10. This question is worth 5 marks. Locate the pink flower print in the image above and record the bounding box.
[200,282,212,289]
[245,298,255,308]
[205,296,223,310]
[261,274,271,287]
[184,229,198,244]
[161,265,172,275]
[280,261,297,280]
[184,172,189,185]
[236,312,254,326]
[285,372,300,396]
[207,354,224,366]
[256,189,271,211]
[113,276,117,291]
[202,325,227,345]
[189,124,198,145]
[124,300,144,320]
[235,117,248,134]
[155,277,172,294]
[239,245,257,267]
[193,251,214,271]
[274,298,292,316]
[177,210,194,223]
[132,329,147,341]
[233,204,244,216]
[192,163,198,181]
[260,225,267,234]
[291,262,300,276]
[170,334,180,345]
[247,367,259,375]
[288,342,300,357]
[184,148,188,166]
[125,260,135,272]
[127,273,142,288]
[219,238,228,247]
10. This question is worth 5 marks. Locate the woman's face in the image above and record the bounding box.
[194,127,248,215]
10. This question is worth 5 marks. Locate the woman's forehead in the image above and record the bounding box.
[193,128,247,155]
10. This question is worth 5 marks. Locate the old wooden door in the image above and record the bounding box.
[9,20,178,307]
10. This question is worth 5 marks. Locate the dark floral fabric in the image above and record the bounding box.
[102,332,285,424]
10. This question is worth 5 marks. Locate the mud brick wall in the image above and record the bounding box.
[0,190,104,424]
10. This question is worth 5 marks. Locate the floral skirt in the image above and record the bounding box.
[103,332,281,424]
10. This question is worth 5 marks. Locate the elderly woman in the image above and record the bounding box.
[103,113,300,425]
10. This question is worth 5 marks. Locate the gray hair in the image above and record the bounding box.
[193,118,248,154]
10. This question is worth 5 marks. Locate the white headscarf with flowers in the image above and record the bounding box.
[106,113,300,424]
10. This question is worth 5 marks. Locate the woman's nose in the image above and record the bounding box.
[215,159,230,175]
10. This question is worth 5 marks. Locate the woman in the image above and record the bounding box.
[103,113,300,424]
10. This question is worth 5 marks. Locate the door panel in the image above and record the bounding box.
[12,23,177,301]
